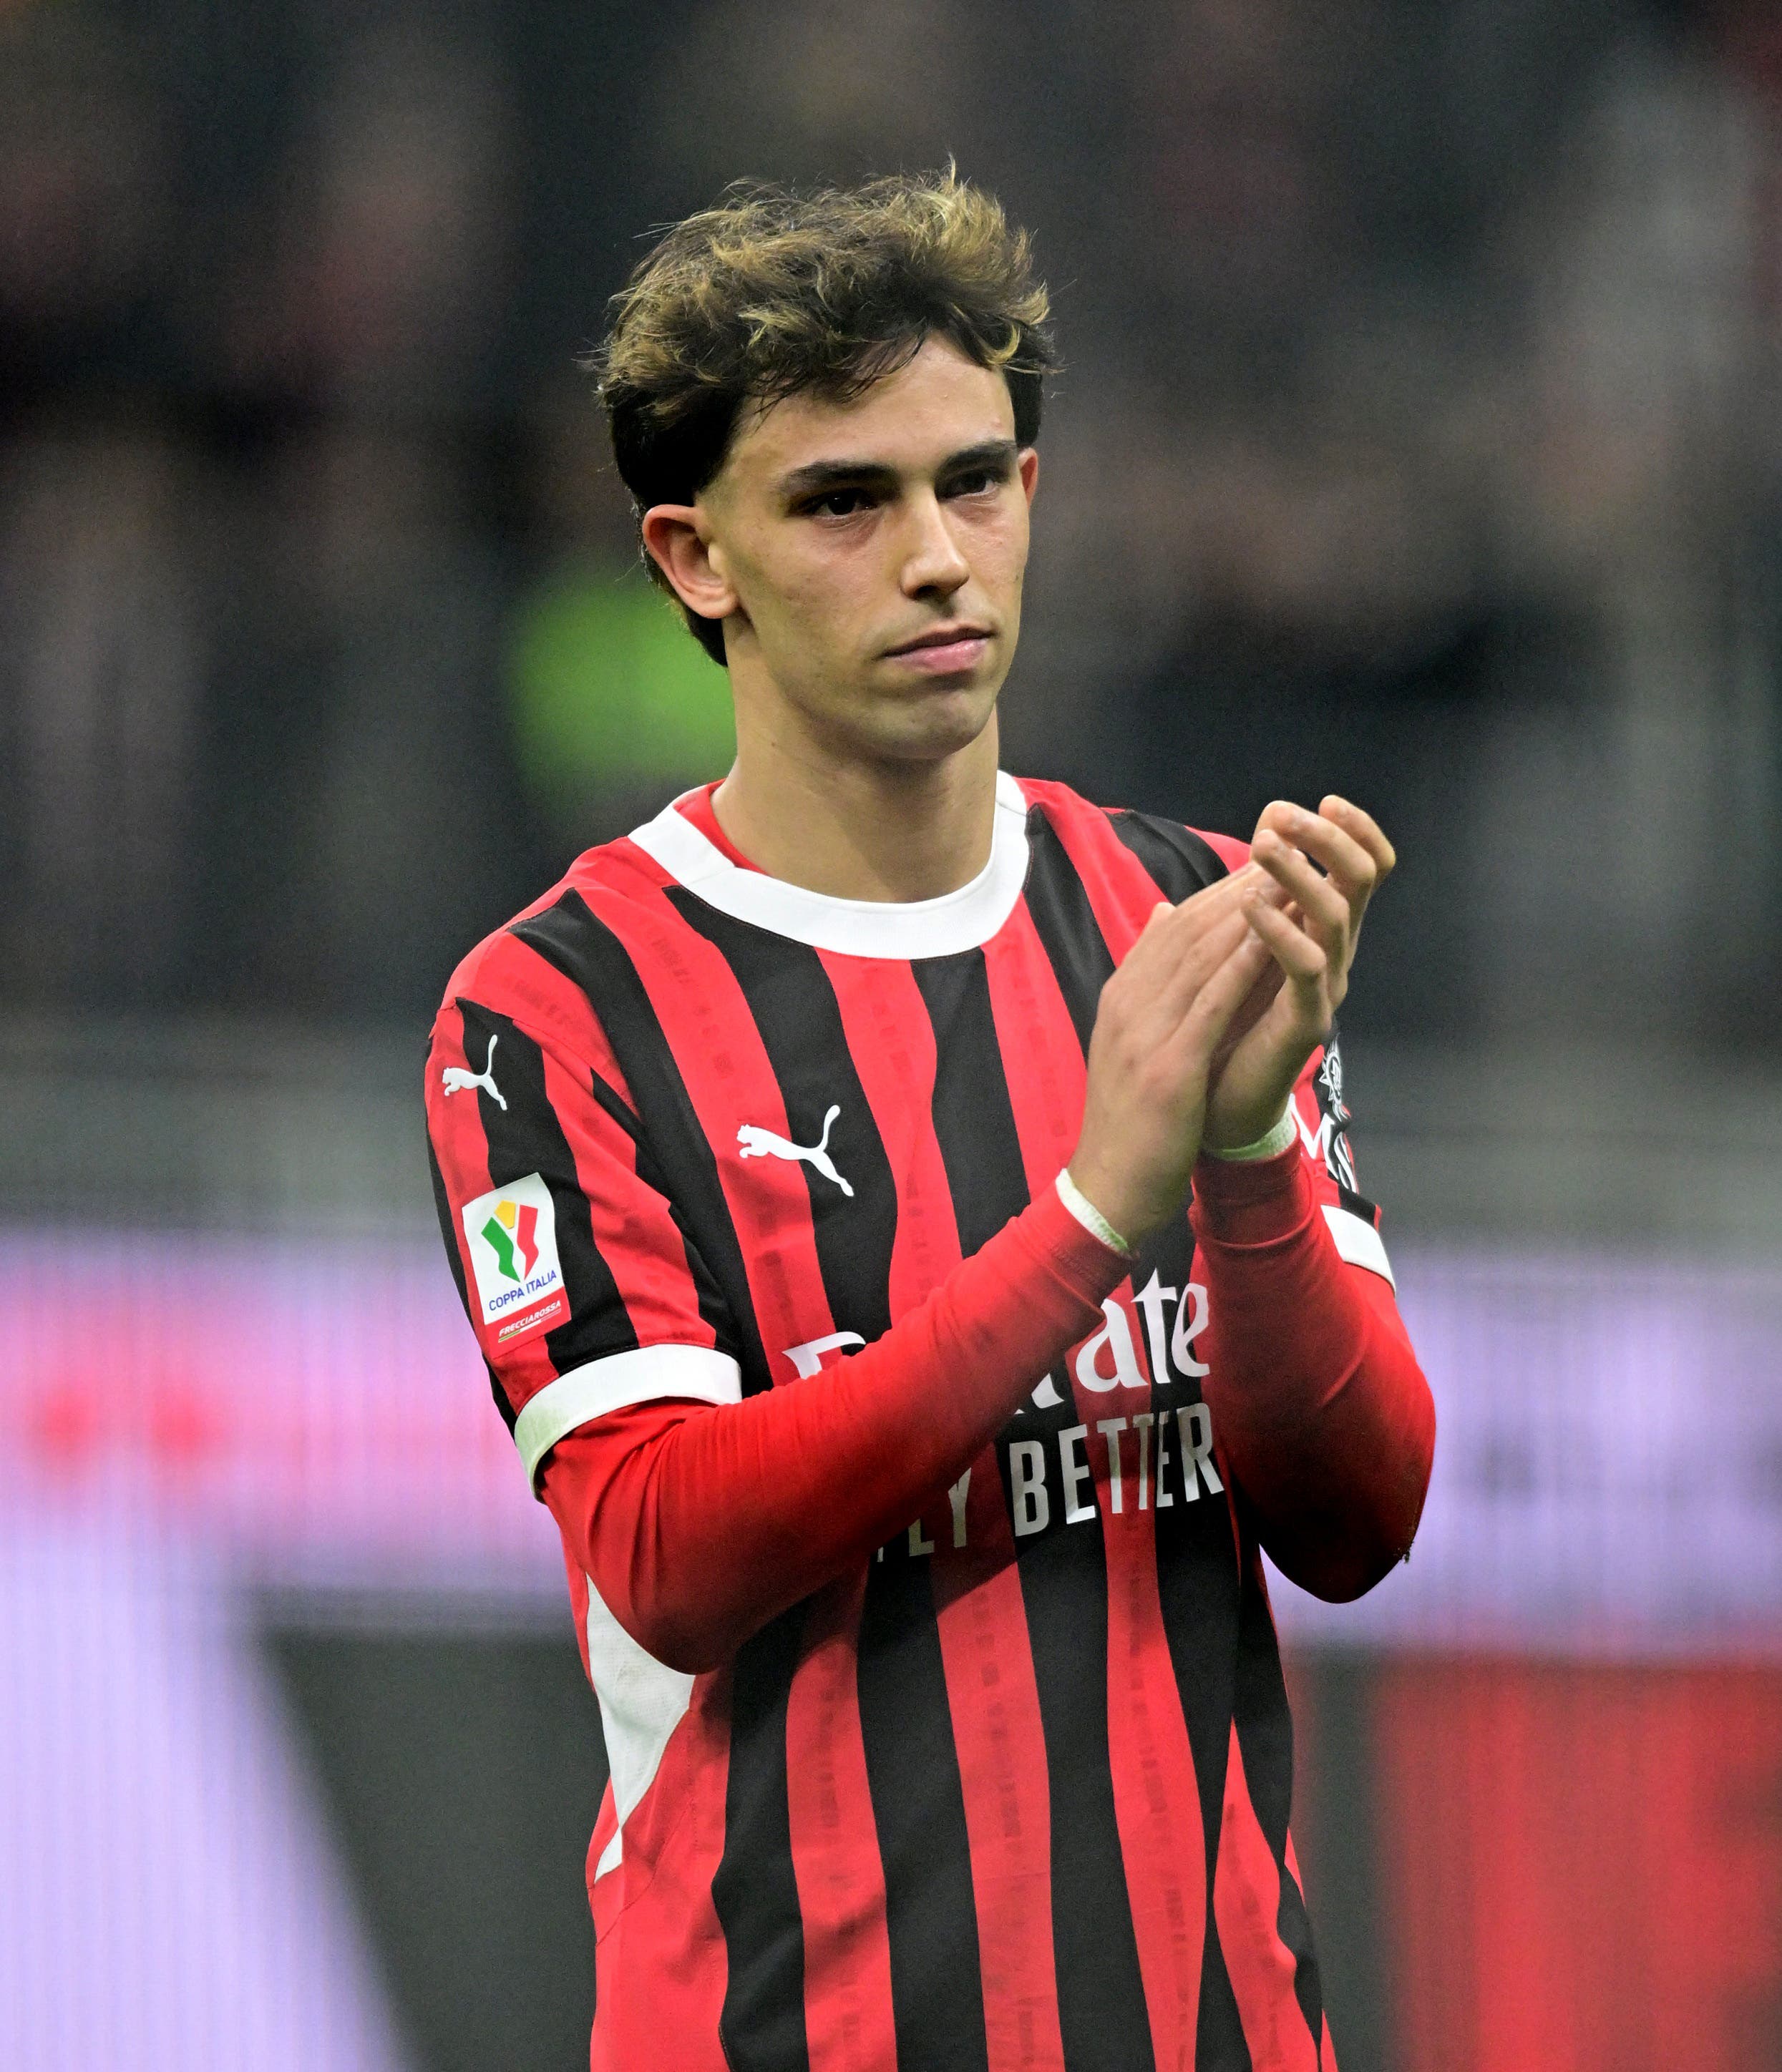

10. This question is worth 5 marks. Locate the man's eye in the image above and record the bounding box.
[945,469,1002,498]
[807,489,872,517]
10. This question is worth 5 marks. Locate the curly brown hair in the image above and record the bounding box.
[590,169,1055,663]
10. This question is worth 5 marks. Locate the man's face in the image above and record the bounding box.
[676,336,1038,766]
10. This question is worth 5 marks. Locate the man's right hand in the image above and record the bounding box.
[1067,874,1276,1245]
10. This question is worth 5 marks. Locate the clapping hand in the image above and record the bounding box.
[1202,796,1395,1154]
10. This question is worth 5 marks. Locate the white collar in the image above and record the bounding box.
[627,771,1032,958]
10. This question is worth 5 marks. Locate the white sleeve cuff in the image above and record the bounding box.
[513,1344,743,1489]
[1206,1101,1297,1162]
[1322,1205,1396,1289]
[1055,1169,1132,1258]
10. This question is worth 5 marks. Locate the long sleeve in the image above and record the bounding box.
[1188,1142,1436,1601]
[540,1185,1129,1671]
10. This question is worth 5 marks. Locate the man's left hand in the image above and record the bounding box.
[1202,796,1396,1154]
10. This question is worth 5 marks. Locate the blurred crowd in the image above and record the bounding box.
[2,0,1779,1047]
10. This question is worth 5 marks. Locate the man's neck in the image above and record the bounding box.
[710,719,1000,903]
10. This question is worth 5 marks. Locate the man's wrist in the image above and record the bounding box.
[1055,1168,1133,1259]
[1205,1100,1296,1163]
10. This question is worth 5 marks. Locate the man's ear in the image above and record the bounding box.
[1018,447,1039,506]
[641,504,737,626]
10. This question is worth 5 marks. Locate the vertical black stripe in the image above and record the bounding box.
[454,1000,638,1378]
[1152,1491,1251,2068]
[712,1608,812,2072]
[1232,1550,1325,2047]
[1021,810,1115,1055]
[915,947,1156,2072]
[672,896,991,2072]
[1109,811,1232,902]
[426,1130,515,1435]
[916,952,1031,1261]
[593,1074,741,1362]
[853,1560,989,2072]
[508,894,764,1387]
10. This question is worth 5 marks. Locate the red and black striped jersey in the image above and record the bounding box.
[425,773,1396,2072]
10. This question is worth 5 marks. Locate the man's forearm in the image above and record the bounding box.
[541,1185,1128,1672]
[1189,1148,1436,1601]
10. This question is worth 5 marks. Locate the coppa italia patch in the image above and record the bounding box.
[460,1172,568,1344]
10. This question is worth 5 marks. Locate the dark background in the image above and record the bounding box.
[6,0,1780,1047]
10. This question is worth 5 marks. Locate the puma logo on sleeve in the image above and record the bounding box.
[442,1032,507,1111]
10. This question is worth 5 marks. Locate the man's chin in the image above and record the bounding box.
[863,680,1000,764]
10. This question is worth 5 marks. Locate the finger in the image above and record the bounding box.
[1162,861,1272,934]
[1265,806,1379,907]
[1174,861,1290,927]
[1168,931,1275,1067]
[1118,874,1246,979]
[1250,798,1305,847]
[1226,943,1288,1028]
[1108,901,1182,998]
[1113,869,1283,1045]
[1319,796,1396,881]
[1257,796,1391,919]
[1109,908,1247,1065]
[1243,900,1337,1054]
[1245,891,1325,974]
[1134,871,1274,1010]
[1127,899,1174,957]
[1250,830,1350,950]
[1144,905,1253,1035]
[1244,895,1337,1035]
[1209,952,1286,1072]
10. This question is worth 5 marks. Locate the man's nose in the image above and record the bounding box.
[898,492,971,597]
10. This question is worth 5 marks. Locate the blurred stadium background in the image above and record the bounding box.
[4,1,1781,2066]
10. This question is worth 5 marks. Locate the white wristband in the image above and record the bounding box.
[1055,1169,1132,1258]
[1206,1101,1297,1163]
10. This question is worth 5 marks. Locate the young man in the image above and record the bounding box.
[425,173,1434,2072]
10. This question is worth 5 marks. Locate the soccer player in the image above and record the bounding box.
[424,172,1434,2072]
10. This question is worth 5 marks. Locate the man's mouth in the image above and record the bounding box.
[884,625,993,673]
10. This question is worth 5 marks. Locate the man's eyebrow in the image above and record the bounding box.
[776,458,900,501]
[940,439,1021,476]
[776,439,1021,502]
